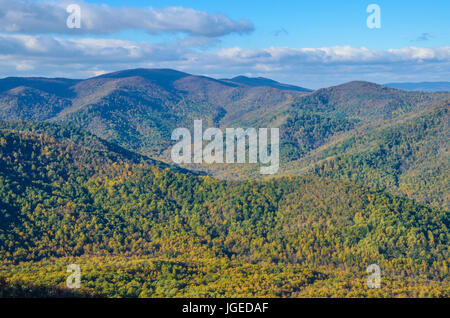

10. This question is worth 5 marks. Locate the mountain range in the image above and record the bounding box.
[0,68,448,297]
[1,68,447,208]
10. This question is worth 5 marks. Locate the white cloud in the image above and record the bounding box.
[0,34,449,88]
[215,46,450,65]
[0,0,254,37]
[15,60,34,71]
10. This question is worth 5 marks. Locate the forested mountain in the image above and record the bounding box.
[288,81,448,120]
[0,70,448,297]
[280,81,447,162]
[0,121,448,297]
[280,86,449,210]
[298,104,449,210]
[0,70,448,211]
[0,69,307,156]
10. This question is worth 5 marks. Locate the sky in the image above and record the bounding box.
[0,0,449,88]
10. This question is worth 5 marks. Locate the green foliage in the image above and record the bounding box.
[0,122,448,297]
[0,275,98,298]
[291,81,448,120]
[309,106,449,209]
[281,110,358,161]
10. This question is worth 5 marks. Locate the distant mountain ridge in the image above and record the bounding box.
[223,75,312,92]
[385,81,450,92]
[289,80,447,120]
[0,77,80,97]
[0,68,310,156]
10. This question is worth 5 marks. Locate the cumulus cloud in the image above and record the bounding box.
[0,0,254,37]
[215,46,450,65]
[0,34,449,88]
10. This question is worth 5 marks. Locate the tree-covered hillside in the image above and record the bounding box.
[0,122,448,297]
[296,104,449,210]
[0,69,307,157]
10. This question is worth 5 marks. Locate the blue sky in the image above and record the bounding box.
[87,0,450,49]
[0,0,449,88]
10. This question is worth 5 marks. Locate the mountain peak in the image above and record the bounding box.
[335,80,387,89]
[316,80,397,94]
[93,68,191,81]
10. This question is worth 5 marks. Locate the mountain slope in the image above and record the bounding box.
[290,81,449,120]
[0,121,448,297]
[0,70,448,210]
[0,69,308,156]
[0,77,79,97]
[283,102,449,209]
